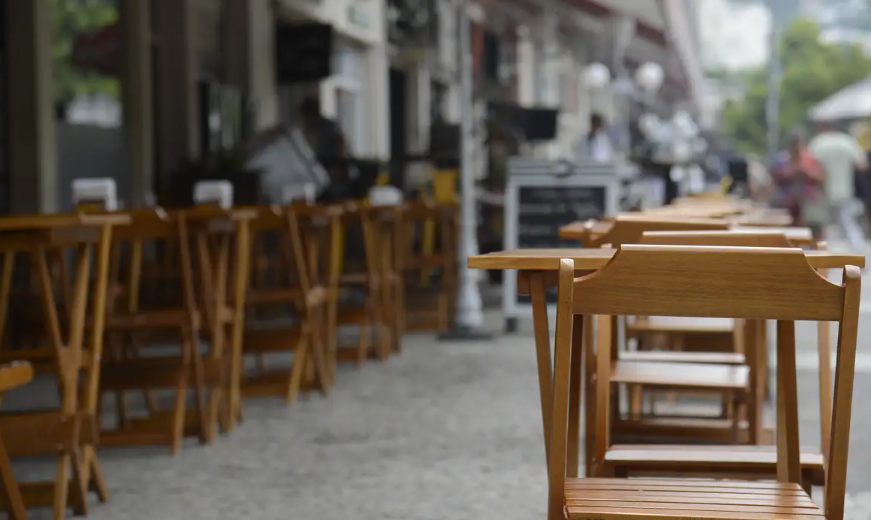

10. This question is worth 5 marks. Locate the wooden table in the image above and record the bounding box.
[468,247,866,467]
[0,212,128,519]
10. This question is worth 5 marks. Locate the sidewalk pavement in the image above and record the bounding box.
[6,311,871,519]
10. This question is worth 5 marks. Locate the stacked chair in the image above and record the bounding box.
[525,198,860,520]
[547,243,860,520]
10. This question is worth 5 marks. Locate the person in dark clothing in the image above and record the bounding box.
[586,112,614,163]
[299,96,350,196]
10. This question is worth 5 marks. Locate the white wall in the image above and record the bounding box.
[279,0,389,158]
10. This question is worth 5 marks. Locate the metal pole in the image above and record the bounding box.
[440,0,489,340]
[765,14,781,162]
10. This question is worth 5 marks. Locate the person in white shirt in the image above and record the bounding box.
[808,121,870,253]
[587,113,614,163]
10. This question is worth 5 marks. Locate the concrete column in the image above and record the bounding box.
[516,25,536,107]
[154,0,199,186]
[222,0,278,131]
[222,0,251,91]
[6,0,57,213]
[120,0,153,205]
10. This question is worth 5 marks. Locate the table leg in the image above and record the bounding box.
[326,216,342,382]
[529,271,553,466]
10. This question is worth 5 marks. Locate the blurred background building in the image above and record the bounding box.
[0,0,703,214]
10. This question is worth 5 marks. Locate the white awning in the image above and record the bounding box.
[809,75,871,122]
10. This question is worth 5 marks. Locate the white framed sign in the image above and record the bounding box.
[501,159,622,330]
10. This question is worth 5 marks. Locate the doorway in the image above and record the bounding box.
[389,67,407,189]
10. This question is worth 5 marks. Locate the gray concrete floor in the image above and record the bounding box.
[5,310,871,520]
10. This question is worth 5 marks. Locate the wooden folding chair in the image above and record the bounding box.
[184,206,256,435]
[549,245,861,520]
[600,230,832,489]
[571,218,749,443]
[0,362,34,520]
[241,205,330,402]
[333,202,391,364]
[369,203,405,353]
[399,200,460,334]
[98,209,209,453]
[0,214,120,520]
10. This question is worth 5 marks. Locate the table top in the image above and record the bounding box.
[0,212,130,232]
[559,220,813,244]
[468,247,865,271]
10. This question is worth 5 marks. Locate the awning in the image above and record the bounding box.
[809,75,871,122]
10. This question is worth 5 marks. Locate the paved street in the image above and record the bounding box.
[3,306,870,520]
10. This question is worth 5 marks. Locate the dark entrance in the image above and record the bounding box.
[389,67,407,190]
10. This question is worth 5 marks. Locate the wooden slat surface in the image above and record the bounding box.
[564,478,822,520]
[468,248,865,271]
[606,445,824,466]
[611,361,749,390]
[619,351,745,365]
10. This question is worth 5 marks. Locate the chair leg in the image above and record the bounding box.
[287,338,309,403]
[68,448,89,516]
[87,453,109,503]
[170,372,189,455]
[0,436,27,520]
[51,455,70,520]
[395,283,405,351]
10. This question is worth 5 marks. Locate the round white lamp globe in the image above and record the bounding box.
[636,61,664,93]
[584,62,611,89]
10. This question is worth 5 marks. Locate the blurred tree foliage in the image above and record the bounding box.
[51,0,120,108]
[720,17,871,155]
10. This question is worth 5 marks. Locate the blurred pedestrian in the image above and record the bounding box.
[299,96,350,196]
[770,132,826,237]
[808,121,869,252]
[587,113,614,163]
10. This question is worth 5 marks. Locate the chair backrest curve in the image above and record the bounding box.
[572,245,844,322]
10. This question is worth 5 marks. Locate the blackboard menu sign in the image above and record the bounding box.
[515,185,606,304]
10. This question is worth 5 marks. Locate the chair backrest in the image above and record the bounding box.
[587,216,730,248]
[107,209,198,318]
[548,245,861,520]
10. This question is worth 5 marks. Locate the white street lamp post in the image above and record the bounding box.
[441,1,490,340]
